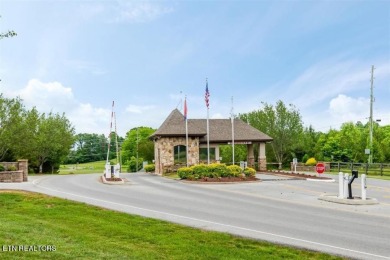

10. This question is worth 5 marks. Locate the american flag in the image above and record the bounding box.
[205,79,210,108]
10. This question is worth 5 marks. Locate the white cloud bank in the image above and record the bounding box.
[8,79,111,135]
[328,94,369,123]
[4,79,174,136]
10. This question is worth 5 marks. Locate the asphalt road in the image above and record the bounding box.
[1,172,390,260]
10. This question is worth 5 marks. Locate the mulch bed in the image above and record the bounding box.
[182,176,259,182]
[262,171,332,180]
[104,177,123,182]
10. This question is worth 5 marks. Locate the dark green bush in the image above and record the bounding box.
[0,164,4,172]
[144,164,155,172]
[127,156,144,172]
[177,167,193,179]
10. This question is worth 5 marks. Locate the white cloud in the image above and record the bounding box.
[7,79,111,135]
[329,94,369,123]
[17,79,76,112]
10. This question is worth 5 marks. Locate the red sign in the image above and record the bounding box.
[316,163,325,174]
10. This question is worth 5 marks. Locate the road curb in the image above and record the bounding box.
[307,178,335,182]
[318,194,379,205]
[101,176,125,185]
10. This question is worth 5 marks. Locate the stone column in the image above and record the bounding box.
[247,144,255,167]
[18,159,28,182]
[258,143,267,171]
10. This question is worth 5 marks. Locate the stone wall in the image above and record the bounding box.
[154,137,199,174]
[0,160,28,182]
[0,171,23,182]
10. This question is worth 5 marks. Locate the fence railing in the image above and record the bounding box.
[328,162,390,176]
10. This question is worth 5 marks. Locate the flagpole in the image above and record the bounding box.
[207,107,210,165]
[231,96,235,165]
[206,79,210,165]
[184,96,189,167]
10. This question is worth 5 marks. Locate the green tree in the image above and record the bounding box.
[339,122,366,162]
[219,144,247,165]
[121,127,155,164]
[11,107,40,165]
[32,112,75,173]
[240,100,304,168]
[0,95,24,161]
[292,125,320,163]
[372,124,390,163]
[66,133,107,163]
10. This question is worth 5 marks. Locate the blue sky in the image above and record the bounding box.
[1,0,389,136]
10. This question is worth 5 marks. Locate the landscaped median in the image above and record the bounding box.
[0,191,342,259]
[177,163,258,182]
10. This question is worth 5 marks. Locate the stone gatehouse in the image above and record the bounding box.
[151,109,273,174]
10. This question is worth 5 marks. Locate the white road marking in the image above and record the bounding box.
[32,179,390,260]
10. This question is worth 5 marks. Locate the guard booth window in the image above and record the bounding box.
[174,145,187,164]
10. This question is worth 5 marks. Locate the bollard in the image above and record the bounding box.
[105,163,111,178]
[344,173,349,199]
[338,172,344,199]
[361,174,367,200]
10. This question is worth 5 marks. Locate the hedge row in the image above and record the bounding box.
[177,163,256,180]
[144,164,155,172]
[0,164,17,171]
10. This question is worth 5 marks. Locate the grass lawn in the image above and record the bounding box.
[0,191,342,260]
[58,161,107,174]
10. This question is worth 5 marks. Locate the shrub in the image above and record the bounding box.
[302,154,309,164]
[177,167,193,179]
[7,165,17,171]
[208,163,229,177]
[0,164,4,172]
[243,167,256,177]
[144,164,155,172]
[191,164,208,178]
[227,165,242,177]
[305,157,317,166]
[127,156,144,172]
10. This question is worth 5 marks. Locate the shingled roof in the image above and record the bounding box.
[151,109,273,143]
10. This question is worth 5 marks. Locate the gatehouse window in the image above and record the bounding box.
[199,147,215,162]
[174,145,187,164]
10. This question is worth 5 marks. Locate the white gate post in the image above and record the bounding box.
[105,163,111,178]
[361,174,367,200]
[338,172,344,199]
[344,173,349,199]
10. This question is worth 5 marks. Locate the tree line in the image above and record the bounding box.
[69,100,390,170]
[0,95,75,173]
[239,100,390,167]
[4,93,387,173]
